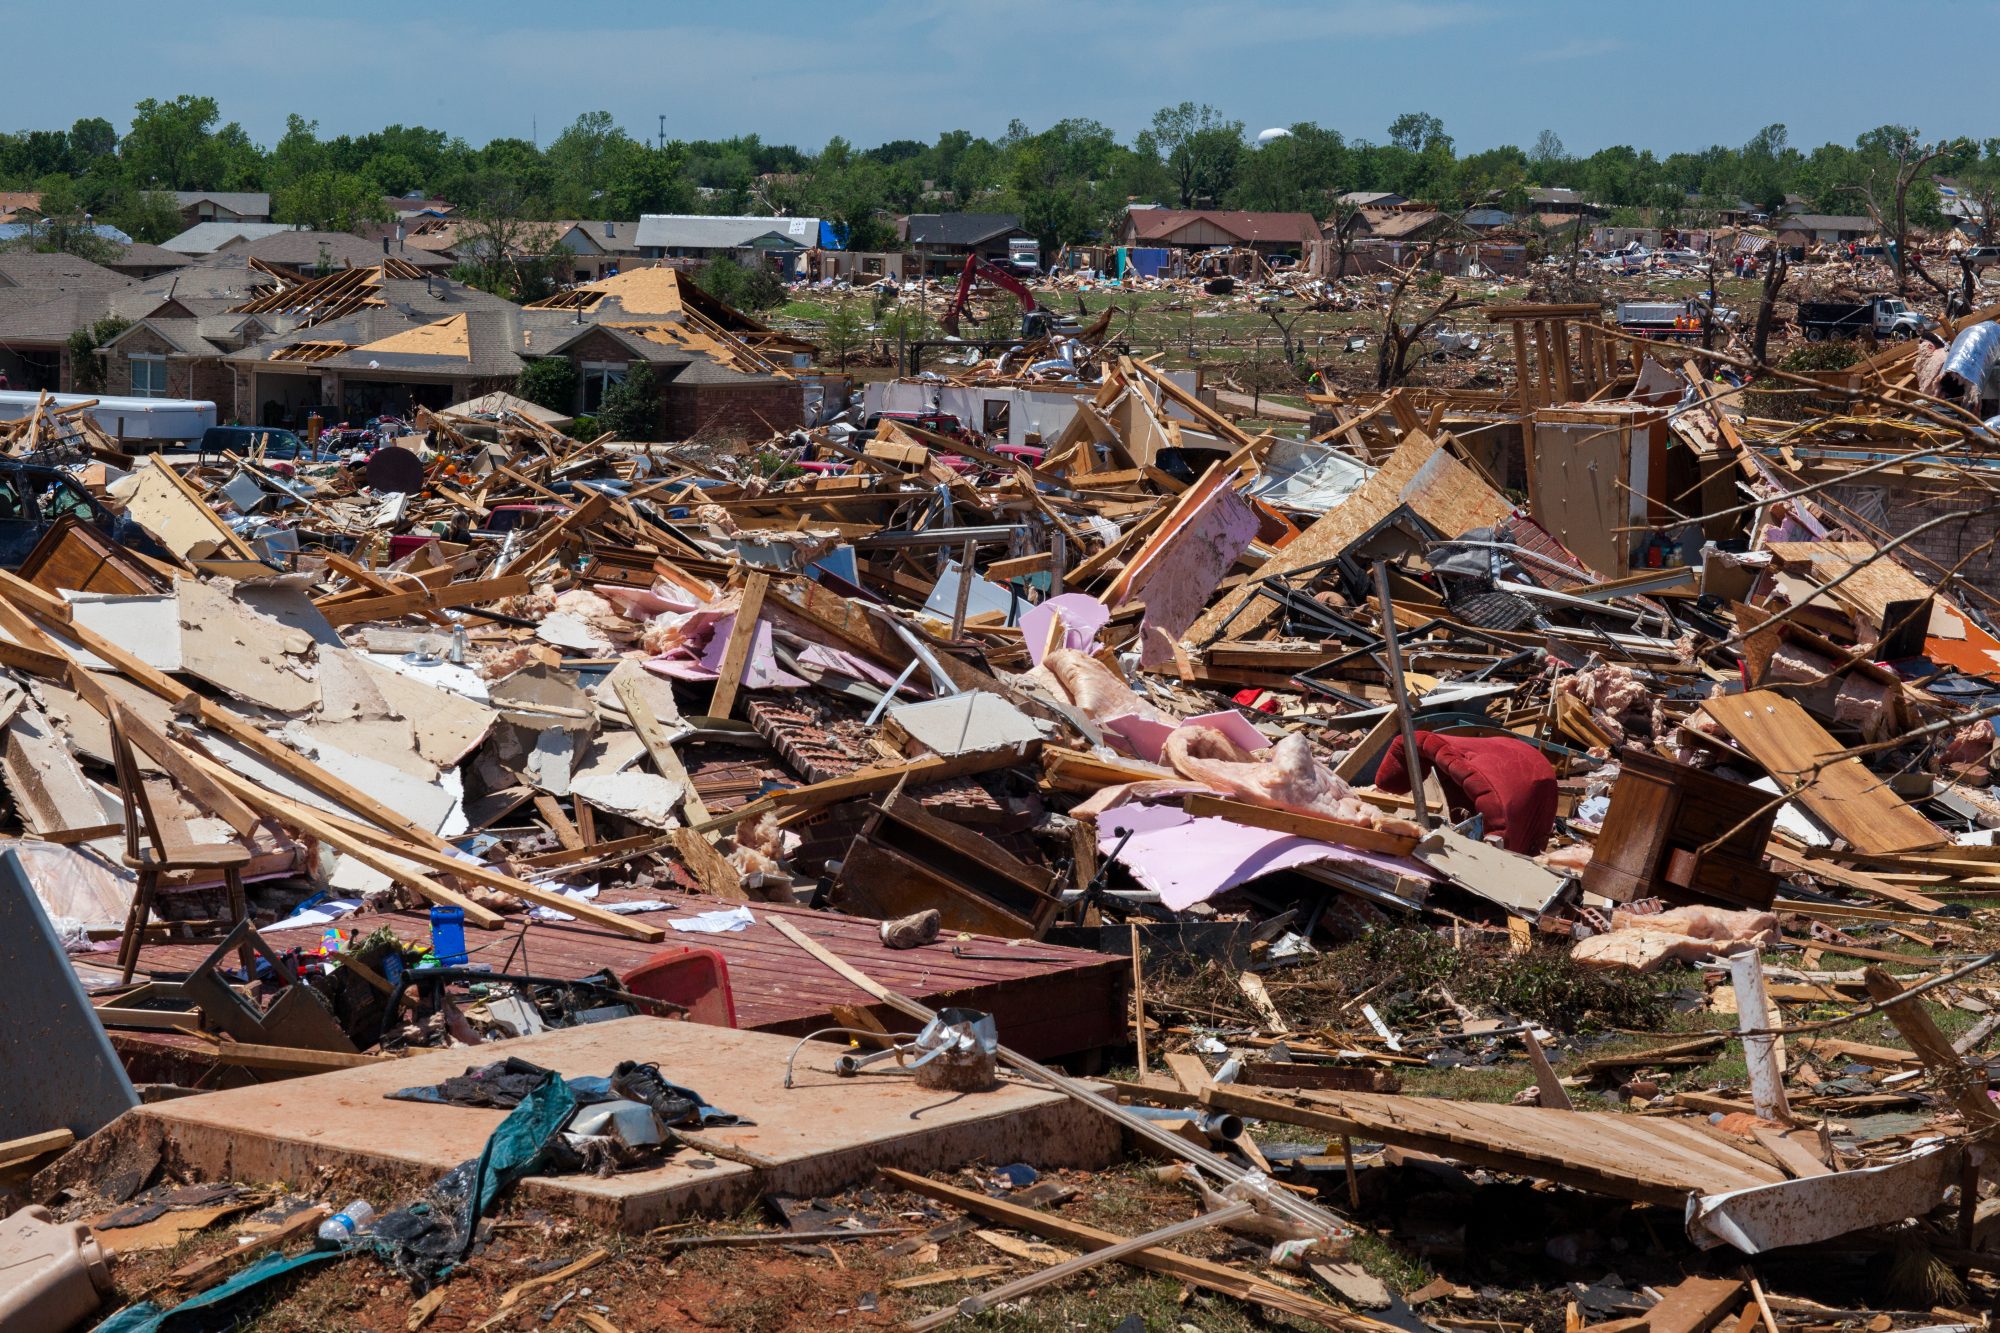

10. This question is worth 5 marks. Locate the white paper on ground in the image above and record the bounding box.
[669,906,755,933]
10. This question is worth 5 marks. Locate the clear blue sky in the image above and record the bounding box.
[16,0,1993,157]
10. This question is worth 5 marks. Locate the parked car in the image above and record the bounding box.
[0,463,168,568]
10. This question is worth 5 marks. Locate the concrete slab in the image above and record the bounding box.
[128,1017,1122,1231]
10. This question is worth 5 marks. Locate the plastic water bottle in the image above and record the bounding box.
[317,1201,375,1245]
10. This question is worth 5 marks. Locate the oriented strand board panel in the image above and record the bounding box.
[1700,689,1942,854]
[355,313,470,358]
[1186,431,1513,643]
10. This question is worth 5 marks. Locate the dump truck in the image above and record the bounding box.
[1616,300,1739,340]
[1797,296,1934,342]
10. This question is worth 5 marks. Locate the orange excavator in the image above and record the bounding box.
[937,254,1080,340]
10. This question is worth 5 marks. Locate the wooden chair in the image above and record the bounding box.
[109,703,253,984]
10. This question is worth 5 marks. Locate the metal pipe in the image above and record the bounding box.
[1118,1106,1246,1139]
[1372,560,1431,830]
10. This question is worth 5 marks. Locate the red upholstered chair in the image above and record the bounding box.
[1374,730,1559,855]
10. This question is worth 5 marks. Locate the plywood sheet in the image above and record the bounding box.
[1699,690,1942,854]
[1186,431,1513,643]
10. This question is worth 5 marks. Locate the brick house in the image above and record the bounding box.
[538,323,804,440]
[96,316,241,406]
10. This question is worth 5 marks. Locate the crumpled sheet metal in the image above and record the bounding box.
[1941,319,2000,390]
[1684,1138,1960,1252]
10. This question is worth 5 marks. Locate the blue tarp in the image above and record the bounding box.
[1118,246,1171,279]
[92,1250,344,1332]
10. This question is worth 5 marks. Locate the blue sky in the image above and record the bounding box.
[14,0,1993,157]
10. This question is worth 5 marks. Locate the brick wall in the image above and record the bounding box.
[661,380,804,441]
[1825,480,2000,591]
[101,328,230,408]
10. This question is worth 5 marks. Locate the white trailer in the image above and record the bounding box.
[0,391,217,443]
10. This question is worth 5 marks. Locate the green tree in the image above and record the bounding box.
[693,257,786,312]
[122,94,221,189]
[1388,112,1450,155]
[103,189,184,244]
[67,316,131,393]
[452,202,568,301]
[596,362,662,441]
[1231,123,1345,213]
[274,170,388,231]
[515,357,578,415]
[547,111,625,215]
[1141,103,1245,207]
[817,301,865,370]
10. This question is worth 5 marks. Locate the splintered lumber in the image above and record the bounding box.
[767,916,1352,1241]
[499,492,611,575]
[191,1039,392,1072]
[709,571,770,720]
[613,675,711,828]
[692,749,1026,836]
[670,827,748,902]
[880,1171,1378,1332]
[1699,691,1942,855]
[1862,966,2000,1128]
[166,1205,329,1292]
[319,574,532,627]
[475,1248,609,1331]
[905,1200,1257,1329]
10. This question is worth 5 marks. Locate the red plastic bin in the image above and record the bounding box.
[622,946,737,1028]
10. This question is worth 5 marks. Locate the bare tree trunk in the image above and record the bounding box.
[1701,250,1720,351]
[1751,250,1789,367]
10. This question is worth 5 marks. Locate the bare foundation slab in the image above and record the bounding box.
[125,1017,1123,1230]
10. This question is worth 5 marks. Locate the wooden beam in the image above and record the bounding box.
[709,571,769,720]
[613,675,712,830]
[0,1128,73,1169]
[1862,965,2000,1129]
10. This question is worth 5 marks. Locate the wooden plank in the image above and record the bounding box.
[0,1128,73,1169]
[166,1205,329,1292]
[709,571,769,720]
[193,1039,394,1072]
[670,827,748,902]
[1863,966,2000,1128]
[1700,691,1942,855]
[320,574,532,627]
[613,675,711,831]
[147,458,261,560]
[1643,1276,1744,1333]
[1180,793,1420,857]
[880,1169,1379,1332]
[499,492,612,575]
[1751,1127,1833,1179]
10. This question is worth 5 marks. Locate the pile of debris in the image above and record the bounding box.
[3,285,2000,1331]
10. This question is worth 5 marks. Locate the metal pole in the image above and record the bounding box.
[1371,560,1431,830]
